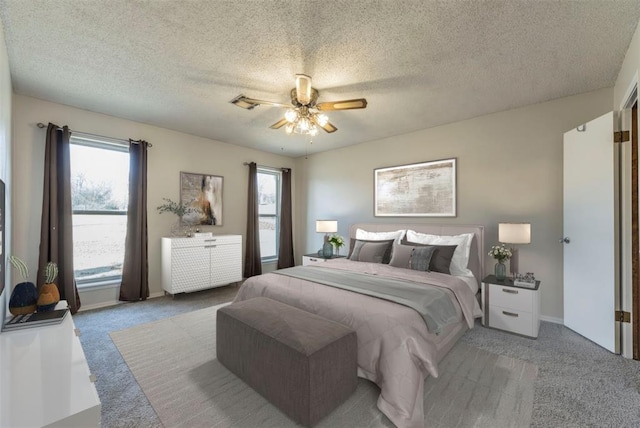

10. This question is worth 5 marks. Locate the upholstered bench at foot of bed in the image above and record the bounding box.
[216,297,357,427]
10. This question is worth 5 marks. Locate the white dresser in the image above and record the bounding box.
[481,275,541,338]
[0,301,101,427]
[161,234,242,295]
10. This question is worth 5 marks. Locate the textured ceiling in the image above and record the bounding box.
[1,1,639,157]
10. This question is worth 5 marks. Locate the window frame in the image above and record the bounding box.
[69,134,129,287]
[257,167,282,263]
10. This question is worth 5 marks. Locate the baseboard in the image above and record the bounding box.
[78,291,167,312]
[540,315,563,324]
[79,300,125,312]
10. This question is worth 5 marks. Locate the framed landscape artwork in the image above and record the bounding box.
[374,158,457,217]
[180,172,223,226]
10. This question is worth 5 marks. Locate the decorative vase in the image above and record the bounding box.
[495,261,507,281]
[335,246,340,256]
[322,242,333,258]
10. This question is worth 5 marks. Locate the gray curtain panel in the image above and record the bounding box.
[120,140,149,301]
[244,162,262,278]
[38,123,81,314]
[277,168,294,269]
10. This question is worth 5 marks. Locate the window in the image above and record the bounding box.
[257,168,281,261]
[69,136,129,286]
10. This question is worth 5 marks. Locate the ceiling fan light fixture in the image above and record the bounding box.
[232,74,366,136]
[317,114,329,126]
[285,109,297,123]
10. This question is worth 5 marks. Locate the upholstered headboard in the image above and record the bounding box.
[349,223,485,283]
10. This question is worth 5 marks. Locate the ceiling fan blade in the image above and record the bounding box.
[316,98,368,111]
[269,118,289,129]
[295,74,312,105]
[320,121,337,133]
[230,95,290,110]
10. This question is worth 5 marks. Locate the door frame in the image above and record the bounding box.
[619,75,638,360]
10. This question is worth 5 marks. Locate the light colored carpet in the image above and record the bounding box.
[110,304,537,428]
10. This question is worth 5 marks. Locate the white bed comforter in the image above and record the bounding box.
[233,260,482,428]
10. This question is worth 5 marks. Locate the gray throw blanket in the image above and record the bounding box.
[273,266,458,334]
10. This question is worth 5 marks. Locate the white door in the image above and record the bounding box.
[563,111,619,353]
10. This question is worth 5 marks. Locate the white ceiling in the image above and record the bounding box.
[1,1,639,158]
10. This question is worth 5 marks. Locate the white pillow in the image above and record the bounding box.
[355,228,406,244]
[405,230,474,276]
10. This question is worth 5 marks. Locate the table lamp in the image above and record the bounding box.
[316,220,337,257]
[498,223,531,277]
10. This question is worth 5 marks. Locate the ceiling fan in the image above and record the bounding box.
[230,74,367,136]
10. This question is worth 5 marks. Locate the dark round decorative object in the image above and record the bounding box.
[9,281,38,316]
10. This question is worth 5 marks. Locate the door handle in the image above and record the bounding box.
[559,237,570,244]
[502,289,518,294]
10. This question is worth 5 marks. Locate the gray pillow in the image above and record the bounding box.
[389,243,415,269]
[405,241,457,274]
[349,239,394,264]
[410,246,436,272]
[389,243,436,272]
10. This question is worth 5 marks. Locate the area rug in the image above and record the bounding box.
[110,304,537,427]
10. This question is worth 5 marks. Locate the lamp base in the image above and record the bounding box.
[510,248,519,278]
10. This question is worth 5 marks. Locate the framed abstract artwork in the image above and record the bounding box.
[180,172,223,226]
[374,158,457,217]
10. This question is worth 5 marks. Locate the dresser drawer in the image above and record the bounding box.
[488,283,534,313]
[488,305,534,337]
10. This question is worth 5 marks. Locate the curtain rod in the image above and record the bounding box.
[243,162,290,172]
[36,122,152,147]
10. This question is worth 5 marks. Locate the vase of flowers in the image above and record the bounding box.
[328,234,345,256]
[157,198,195,236]
[488,244,512,281]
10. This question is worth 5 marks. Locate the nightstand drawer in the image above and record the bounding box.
[488,305,534,337]
[302,256,326,266]
[489,284,534,313]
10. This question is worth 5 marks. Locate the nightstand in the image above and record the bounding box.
[302,253,346,266]
[481,275,541,338]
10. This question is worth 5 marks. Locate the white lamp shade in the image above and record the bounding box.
[498,223,531,244]
[316,220,338,234]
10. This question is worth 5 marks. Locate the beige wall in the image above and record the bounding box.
[295,88,613,322]
[0,18,11,322]
[12,95,295,308]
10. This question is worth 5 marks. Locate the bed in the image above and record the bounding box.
[233,223,484,428]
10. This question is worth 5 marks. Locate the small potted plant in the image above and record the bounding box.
[328,234,345,256]
[8,255,38,315]
[488,244,512,281]
[37,261,60,311]
[157,198,195,236]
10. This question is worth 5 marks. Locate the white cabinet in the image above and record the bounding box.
[481,275,541,338]
[0,301,101,427]
[162,235,242,294]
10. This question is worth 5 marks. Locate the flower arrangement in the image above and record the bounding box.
[328,233,345,249]
[488,244,512,262]
[156,198,194,218]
